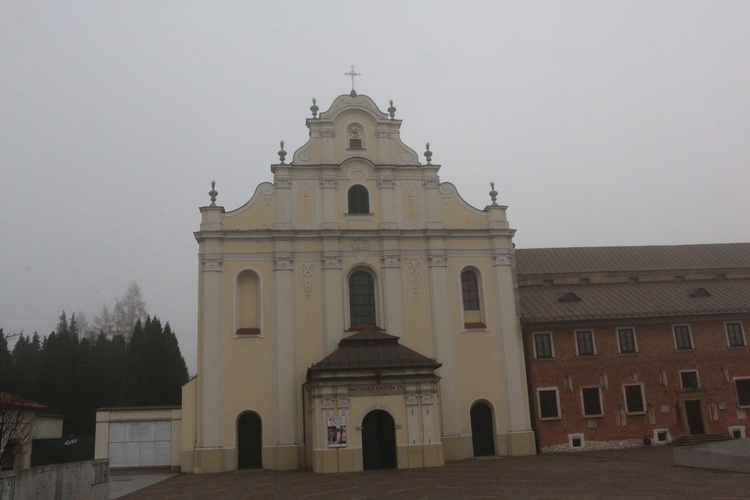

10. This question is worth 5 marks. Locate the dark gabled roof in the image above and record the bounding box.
[516,243,750,275]
[520,278,750,324]
[0,392,46,410]
[308,330,441,372]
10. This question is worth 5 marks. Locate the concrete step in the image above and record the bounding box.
[672,433,734,447]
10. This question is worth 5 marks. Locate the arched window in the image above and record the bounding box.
[236,270,260,335]
[349,270,376,328]
[347,185,370,214]
[461,268,485,329]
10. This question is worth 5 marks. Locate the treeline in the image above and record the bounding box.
[0,312,189,437]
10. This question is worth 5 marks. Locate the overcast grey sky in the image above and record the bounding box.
[2,1,749,373]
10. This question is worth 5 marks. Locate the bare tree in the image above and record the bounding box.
[113,282,148,339]
[93,303,115,338]
[0,393,40,471]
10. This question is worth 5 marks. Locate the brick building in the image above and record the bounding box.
[516,243,750,452]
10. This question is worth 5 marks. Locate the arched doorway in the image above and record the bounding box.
[361,410,397,470]
[470,402,495,457]
[237,412,262,469]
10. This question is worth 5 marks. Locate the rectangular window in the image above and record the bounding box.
[726,322,746,348]
[576,330,595,356]
[533,333,553,359]
[461,270,480,311]
[623,384,645,414]
[581,387,603,417]
[617,327,637,354]
[736,378,750,407]
[680,370,699,389]
[537,388,560,419]
[673,325,693,350]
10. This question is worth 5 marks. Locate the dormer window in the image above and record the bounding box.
[347,123,364,149]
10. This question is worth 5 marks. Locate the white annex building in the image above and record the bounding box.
[180,89,536,473]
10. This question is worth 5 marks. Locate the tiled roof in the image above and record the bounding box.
[308,330,441,372]
[0,392,46,410]
[520,278,750,324]
[515,243,750,275]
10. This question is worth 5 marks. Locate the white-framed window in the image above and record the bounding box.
[735,377,750,408]
[533,332,554,359]
[568,433,585,449]
[348,268,377,328]
[537,387,561,420]
[653,428,671,443]
[673,324,693,350]
[460,267,486,329]
[623,384,646,414]
[575,330,596,356]
[725,322,747,348]
[729,425,746,439]
[617,327,638,354]
[680,370,700,389]
[581,387,603,417]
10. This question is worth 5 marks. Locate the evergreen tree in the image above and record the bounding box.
[0,329,13,392]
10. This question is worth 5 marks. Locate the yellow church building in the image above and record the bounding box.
[180,90,536,473]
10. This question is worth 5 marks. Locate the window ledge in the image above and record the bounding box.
[728,345,747,349]
[535,356,556,361]
[345,213,374,221]
[235,328,261,337]
[618,351,639,355]
[463,322,487,330]
[576,354,597,358]
[539,416,562,421]
[675,348,695,352]
[625,411,647,416]
[583,414,604,419]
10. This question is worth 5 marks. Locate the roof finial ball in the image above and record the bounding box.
[489,182,498,205]
[310,97,319,118]
[424,143,433,165]
[388,100,396,120]
[209,180,218,206]
[278,140,287,164]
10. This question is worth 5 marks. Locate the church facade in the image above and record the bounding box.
[180,91,536,473]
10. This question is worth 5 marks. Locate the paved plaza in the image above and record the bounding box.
[121,446,750,499]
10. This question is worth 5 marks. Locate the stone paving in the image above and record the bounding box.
[122,446,750,499]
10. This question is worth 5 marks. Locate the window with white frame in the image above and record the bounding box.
[575,330,596,356]
[726,322,746,348]
[568,433,585,448]
[581,387,603,417]
[653,429,670,443]
[680,370,700,389]
[537,388,560,420]
[617,327,637,354]
[729,425,746,439]
[673,324,693,350]
[533,332,554,359]
[735,378,750,408]
[623,384,646,414]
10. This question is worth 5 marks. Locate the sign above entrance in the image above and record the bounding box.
[350,384,405,393]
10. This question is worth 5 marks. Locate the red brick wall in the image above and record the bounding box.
[526,318,750,450]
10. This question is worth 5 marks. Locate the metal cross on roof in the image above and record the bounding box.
[344,65,361,92]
